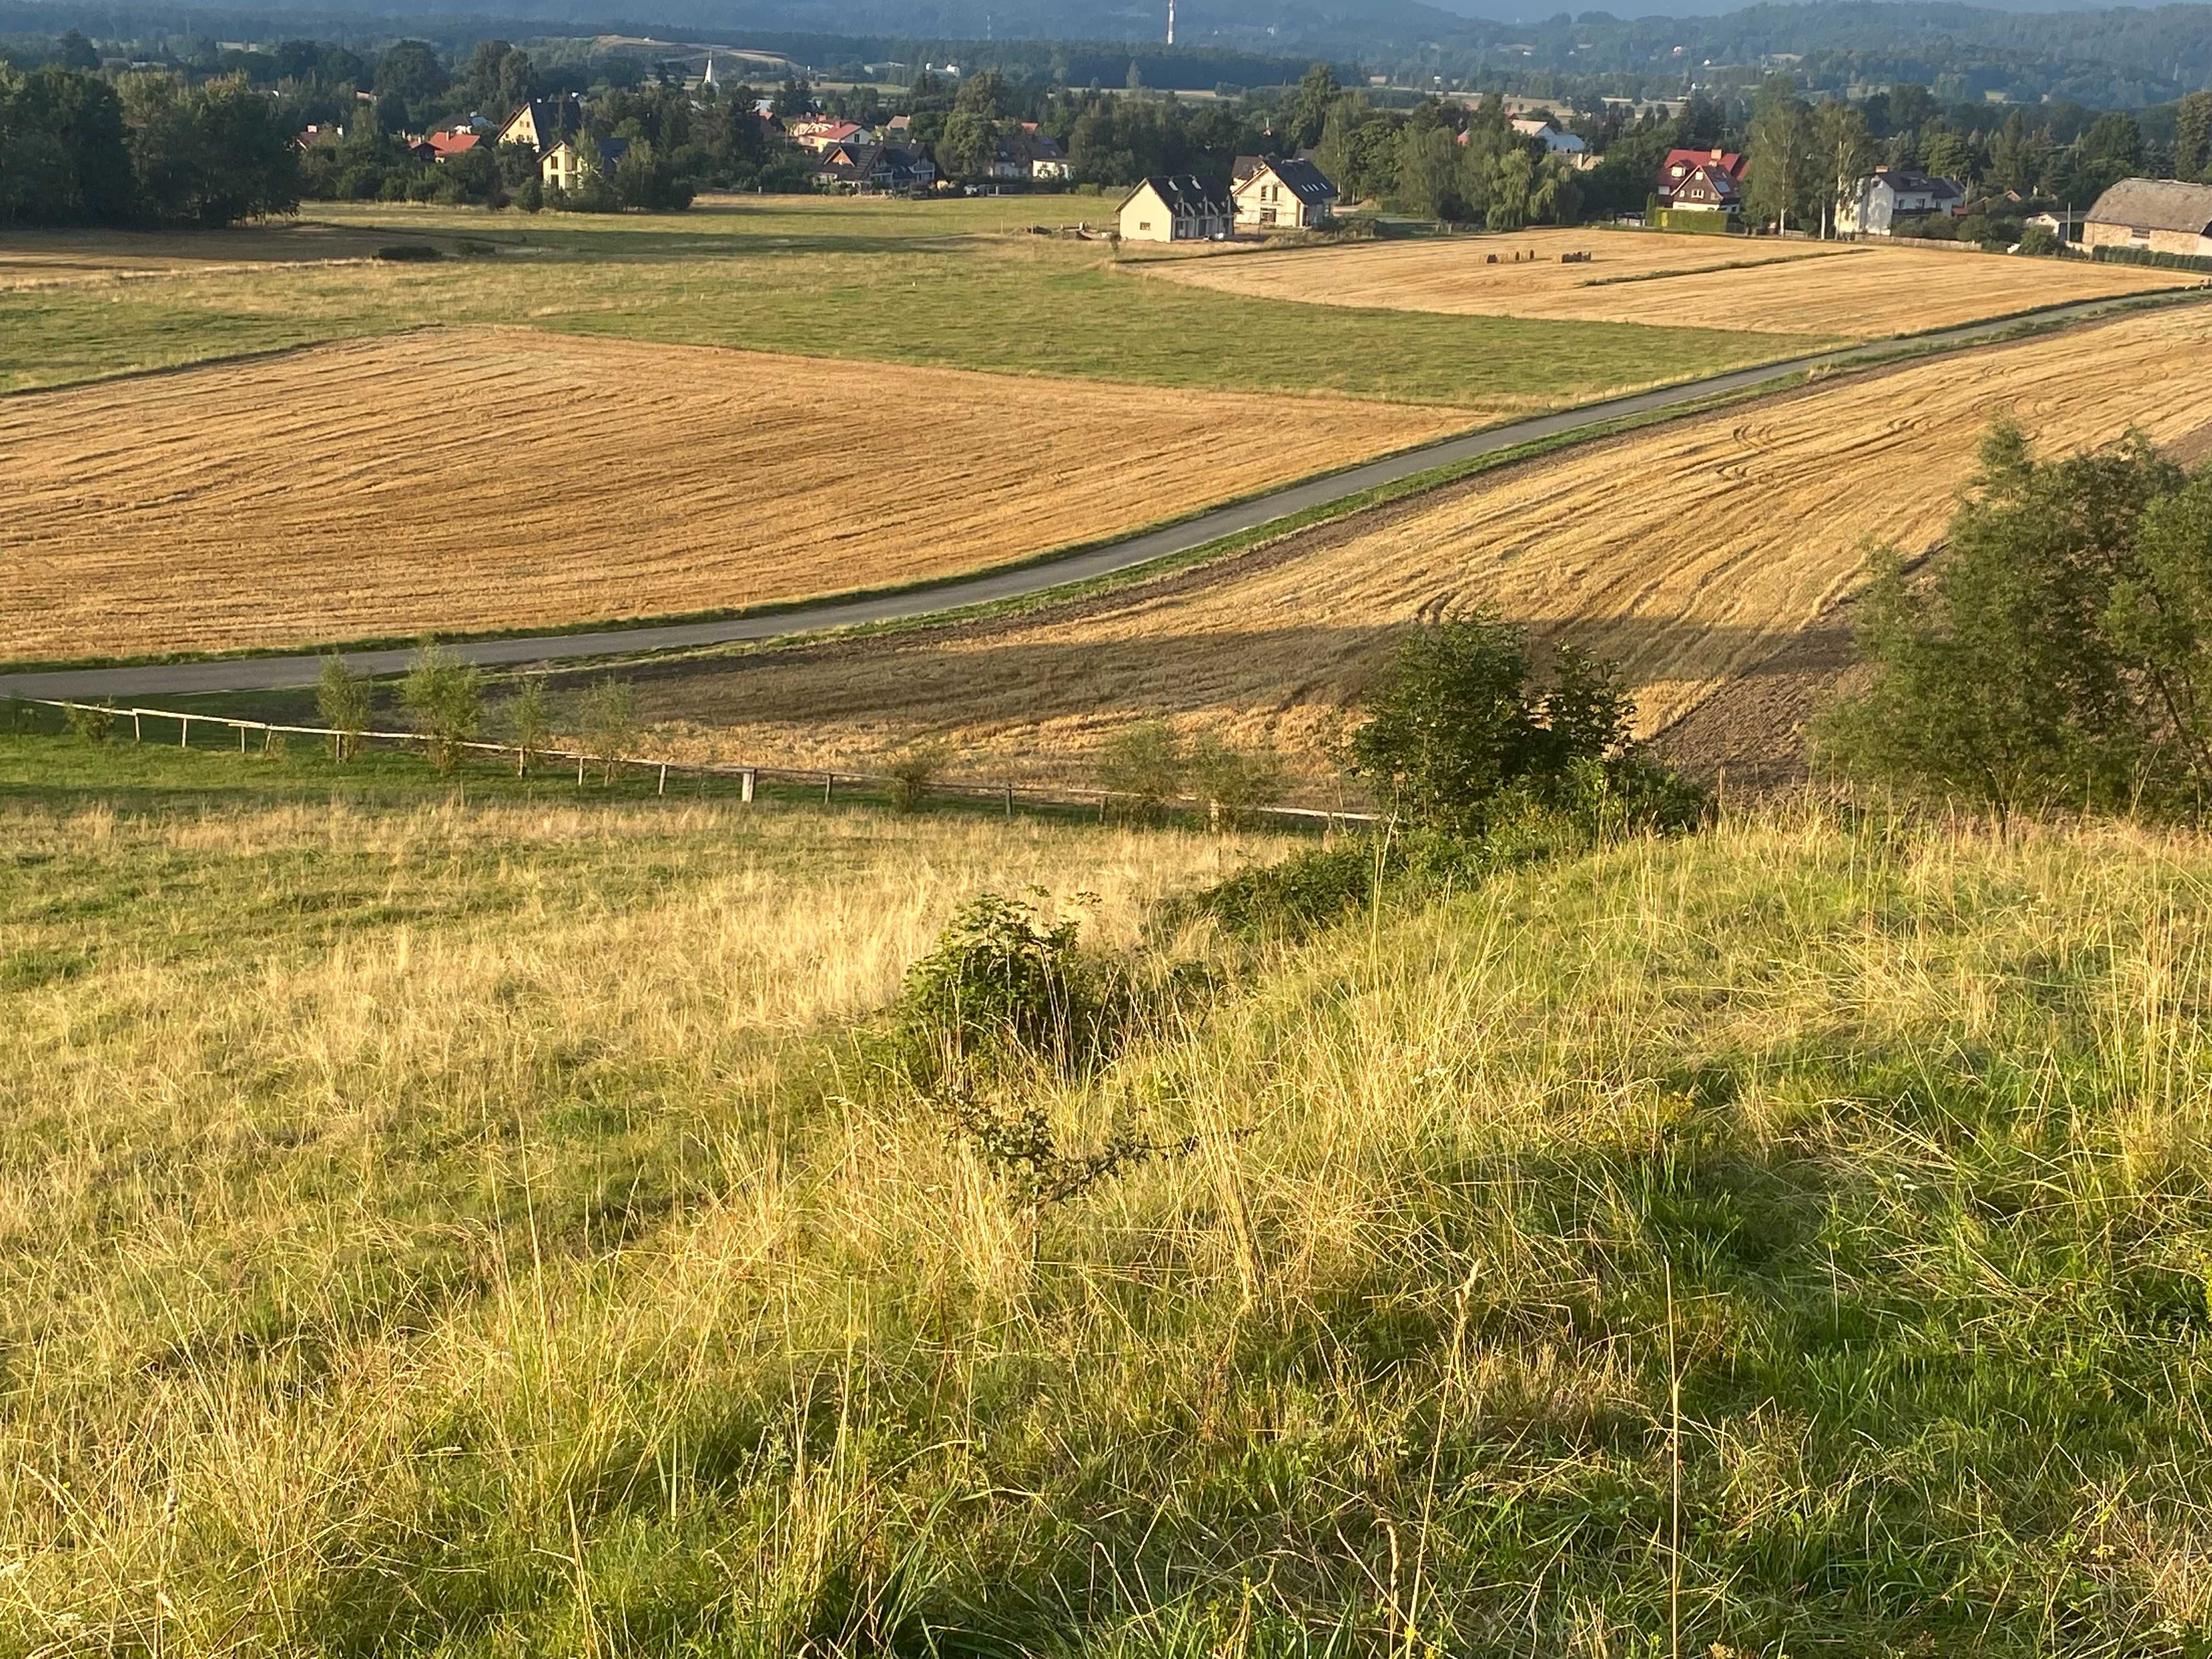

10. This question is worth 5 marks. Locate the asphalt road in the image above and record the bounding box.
[3,292,2187,703]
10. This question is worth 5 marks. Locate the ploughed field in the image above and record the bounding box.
[1144,227,2196,338]
[634,302,2212,790]
[1,328,1475,663]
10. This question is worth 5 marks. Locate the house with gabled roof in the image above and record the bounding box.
[1657,146,1746,208]
[541,136,631,191]
[2084,178,2212,258]
[1116,176,1232,242]
[1837,167,1966,235]
[498,96,582,154]
[1667,160,1742,214]
[1231,155,1338,231]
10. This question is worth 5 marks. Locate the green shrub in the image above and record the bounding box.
[890,893,1116,1082]
[1188,735,1286,828]
[398,641,484,774]
[1651,208,1735,234]
[1819,419,2212,820]
[577,677,636,785]
[1096,719,1187,822]
[2017,224,2063,257]
[314,654,372,762]
[2092,242,2212,274]
[1167,841,1391,941]
[500,678,553,776]
[62,700,115,743]
[1347,612,1705,837]
[885,742,950,813]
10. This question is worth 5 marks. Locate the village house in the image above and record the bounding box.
[1656,147,1747,210]
[540,136,630,191]
[423,131,482,162]
[498,95,583,153]
[1231,155,1339,231]
[1117,176,1232,242]
[787,119,867,154]
[1511,117,1590,167]
[810,140,935,194]
[2084,178,2212,259]
[1837,167,1967,235]
[292,122,344,152]
[990,132,1071,183]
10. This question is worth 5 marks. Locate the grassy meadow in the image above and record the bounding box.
[0,198,1798,407]
[5,726,2211,1654]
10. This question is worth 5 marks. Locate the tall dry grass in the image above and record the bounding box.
[5,787,2212,1652]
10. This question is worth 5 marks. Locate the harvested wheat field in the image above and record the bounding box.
[0,220,464,289]
[1148,229,2194,338]
[635,302,2212,793]
[2,328,1475,662]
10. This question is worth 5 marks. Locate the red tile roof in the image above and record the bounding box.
[426,131,482,159]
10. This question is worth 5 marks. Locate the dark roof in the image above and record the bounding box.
[1872,169,1965,201]
[1671,163,1741,203]
[1232,153,1265,183]
[2087,177,2212,235]
[1252,155,1338,204]
[1124,175,1228,217]
[506,97,580,145]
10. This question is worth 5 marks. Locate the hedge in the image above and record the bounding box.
[2091,242,2212,274]
[1652,207,1740,235]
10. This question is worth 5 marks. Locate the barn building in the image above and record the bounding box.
[2083,178,2212,259]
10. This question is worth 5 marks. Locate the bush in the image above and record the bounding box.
[314,654,372,762]
[884,742,949,812]
[1819,419,2212,820]
[1347,612,1705,837]
[1167,841,1390,941]
[577,677,636,785]
[500,678,552,775]
[890,892,1115,1082]
[1096,720,1187,822]
[63,699,115,743]
[2017,224,2063,257]
[398,640,484,774]
[2092,242,2212,274]
[1188,735,1286,829]
[374,242,442,261]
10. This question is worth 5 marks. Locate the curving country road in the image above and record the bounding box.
[3,291,2195,703]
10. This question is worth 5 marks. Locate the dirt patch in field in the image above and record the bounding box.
[3,328,1475,663]
[628,303,2212,794]
[1146,229,2194,340]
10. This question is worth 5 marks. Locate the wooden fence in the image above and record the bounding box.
[12,697,1380,832]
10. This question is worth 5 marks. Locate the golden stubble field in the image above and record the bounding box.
[636,303,2212,792]
[2,328,1475,662]
[1146,229,2194,338]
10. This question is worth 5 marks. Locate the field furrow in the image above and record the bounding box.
[634,303,2212,790]
[1145,228,2196,338]
[2,329,1475,663]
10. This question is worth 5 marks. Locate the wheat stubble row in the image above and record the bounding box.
[2,328,1475,662]
[642,304,2212,788]
[1147,230,2192,337]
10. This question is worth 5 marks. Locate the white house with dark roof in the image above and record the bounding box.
[1837,167,1967,235]
[1117,176,1232,242]
[1231,156,1339,231]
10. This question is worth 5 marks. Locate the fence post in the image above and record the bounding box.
[1004,783,1013,819]
[133,712,142,742]
[657,763,667,797]
[179,715,189,749]
[578,754,585,786]
[741,769,756,804]
[823,775,834,805]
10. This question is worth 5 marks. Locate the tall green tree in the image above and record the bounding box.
[2176,91,2212,182]
[1286,61,1338,150]
[1810,98,1872,236]
[1746,74,1813,232]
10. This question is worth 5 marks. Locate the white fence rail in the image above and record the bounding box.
[10,697,1381,831]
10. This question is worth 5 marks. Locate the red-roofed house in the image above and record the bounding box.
[425,131,482,162]
[789,120,866,153]
[1657,147,1747,209]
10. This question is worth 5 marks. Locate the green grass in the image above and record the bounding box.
[5,735,2210,1653]
[1,198,1807,405]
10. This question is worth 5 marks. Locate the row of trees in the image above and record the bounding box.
[0,65,296,227]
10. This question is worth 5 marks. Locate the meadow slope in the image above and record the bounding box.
[1,329,1477,663]
[5,736,2210,1653]
[1146,228,2194,337]
[630,301,2212,789]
